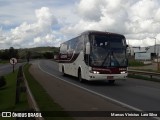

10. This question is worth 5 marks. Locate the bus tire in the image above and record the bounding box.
[108,80,115,84]
[62,66,66,76]
[78,69,84,83]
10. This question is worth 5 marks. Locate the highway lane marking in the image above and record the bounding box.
[37,61,160,120]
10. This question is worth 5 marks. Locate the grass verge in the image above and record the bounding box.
[128,74,160,83]
[23,64,74,120]
[0,70,29,120]
[0,60,9,64]
[129,68,160,73]
[128,60,145,67]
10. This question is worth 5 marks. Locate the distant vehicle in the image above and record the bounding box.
[58,30,128,84]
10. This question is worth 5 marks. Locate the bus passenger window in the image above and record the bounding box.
[100,43,103,46]
[60,44,67,54]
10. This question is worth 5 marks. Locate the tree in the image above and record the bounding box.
[9,47,18,58]
[0,49,9,60]
[43,52,53,59]
[26,51,31,62]
[0,47,18,60]
[0,76,6,88]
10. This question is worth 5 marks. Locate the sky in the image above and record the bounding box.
[0,0,160,49]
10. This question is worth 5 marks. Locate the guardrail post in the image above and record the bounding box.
[15,66,23,104]
[158,62,160,71]
[15,86,20,104]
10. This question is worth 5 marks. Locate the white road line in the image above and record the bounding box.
[37,61,160,120]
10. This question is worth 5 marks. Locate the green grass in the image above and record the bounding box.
[128,74,160,83]
[128,60,145,67]
[130,68,160,73]
[0,71,17,111]
[0,70,30,120]
[0,60,9,64]
[23,64,74,120]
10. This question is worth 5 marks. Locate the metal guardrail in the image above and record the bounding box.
[128,69,160,79]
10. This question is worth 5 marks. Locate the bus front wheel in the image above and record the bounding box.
[78,70,84,83]
[62,67,66,76]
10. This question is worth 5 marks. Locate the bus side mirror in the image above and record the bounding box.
[86,42,90,55]
[126,45,129,48]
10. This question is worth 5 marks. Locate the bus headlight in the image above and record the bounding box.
[120,71,126,74]
[90,70,100,74]
[93,71,100,74]
[92,71,99,74]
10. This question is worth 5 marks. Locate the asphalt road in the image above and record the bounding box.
[0,63,23,76]
[37,60,160,113]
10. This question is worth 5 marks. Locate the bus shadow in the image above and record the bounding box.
[62,74,123,87]
[84,80,121,87]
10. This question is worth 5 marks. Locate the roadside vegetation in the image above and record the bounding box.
[129,68,160,73]
[128,59,160,82]
[23,64,74,120]
[128,60,145,66]
[128,74,160,83]
[0,46,59,61]
[0,70,29,120]
[0,60,9,64]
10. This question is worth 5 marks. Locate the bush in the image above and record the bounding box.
[128,60,144,66]
[43,52,53,59]
[0,76,6,88]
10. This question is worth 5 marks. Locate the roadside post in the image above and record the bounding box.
[158,62,160,71]
[10,58,17,73]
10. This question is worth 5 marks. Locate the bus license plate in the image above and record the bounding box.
[107,76,113,80]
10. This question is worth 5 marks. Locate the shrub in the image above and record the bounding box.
[0,76,6,88]
[43,52,53,59]
[128,60,144,66]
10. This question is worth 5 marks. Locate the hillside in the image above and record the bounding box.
[18,47,59,59]
[0,46,59,60]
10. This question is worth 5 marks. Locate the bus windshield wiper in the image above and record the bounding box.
[101,52,110,66]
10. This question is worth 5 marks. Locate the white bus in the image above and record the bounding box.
[58,30,128,84]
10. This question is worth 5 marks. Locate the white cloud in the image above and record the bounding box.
[0,7,58,48]
[130,0,158,19]
[35,7,57,30]
[61,0,160,47]
[77,0,105,21]
[1,0,160,48]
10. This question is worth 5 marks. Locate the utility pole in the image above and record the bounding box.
[156,39,160,71]
[154,37,156,56]
[151,37,159,71]
[154,37,160,71]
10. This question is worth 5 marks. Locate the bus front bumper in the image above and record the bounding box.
[87,73,128,81]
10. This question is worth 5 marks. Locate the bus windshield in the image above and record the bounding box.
[90,35,127,67]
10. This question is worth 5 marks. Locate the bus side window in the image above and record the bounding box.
[60,44,67,54]
[75,37,84,53]
[105,42,108,46]
[84,35,90,65]
[100,43,103,46]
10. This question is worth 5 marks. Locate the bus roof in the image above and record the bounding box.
[81,30,125,37]
[61,30,125,45]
